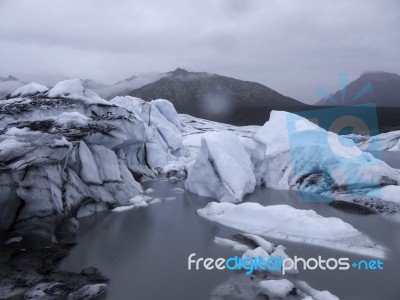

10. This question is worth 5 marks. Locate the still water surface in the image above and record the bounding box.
[59,153,400,300]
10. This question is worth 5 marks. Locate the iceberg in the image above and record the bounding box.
[185,131,256,203]
[253,111,400,203]
[214,236,250,252]
[258,279,294,298]
[198,201,385,257]
[296,281,339,300]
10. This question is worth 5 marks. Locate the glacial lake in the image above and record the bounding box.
[59,153,400,300]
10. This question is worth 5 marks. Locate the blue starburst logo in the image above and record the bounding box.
[286,72,382,202]
[317,73,374,105]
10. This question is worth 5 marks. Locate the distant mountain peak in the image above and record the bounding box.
[316,71,400,107]
[362,71,399,77]
[169,68,190,77]
[0,75,19,82]
[128,69,306,125]
[360,71,400,82]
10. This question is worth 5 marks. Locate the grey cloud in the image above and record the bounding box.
[0,0,399,103]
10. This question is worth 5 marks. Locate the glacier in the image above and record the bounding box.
[2,81,399,232]
[0,81,185,230]
[1,79,400,299]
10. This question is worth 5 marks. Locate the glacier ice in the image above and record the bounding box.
[359,130,400,152]
[258,279,294,298]
[253,111,400,204]
[10,82,49,98]
[0,82,185,229]
[198,201,385,257]
[47,79,109,105]
[184,131,256,203]
[151,99,181,129]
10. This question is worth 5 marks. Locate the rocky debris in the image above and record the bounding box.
[329,200,377,215]
[0,217,108,300]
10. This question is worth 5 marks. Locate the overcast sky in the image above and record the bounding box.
[0,0,399,103]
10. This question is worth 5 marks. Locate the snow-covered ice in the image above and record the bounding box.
[145,188,154,194]
[10,82,48,98]
[112,200,149,212]
[242,246,270,260]
[240,233,274,253]
[149,198,162,205]
[368,185,400,204]
[198,202,385,257]
[258,279,294,298]
[295,281,339,300]
[4,236,23,245]
[53,111,90,126]
[68,284,107,300]
[47,79,109,104]
[213,236,250,252]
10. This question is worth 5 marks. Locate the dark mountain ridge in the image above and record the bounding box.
[316,72,400,107]
[128,68,307,123]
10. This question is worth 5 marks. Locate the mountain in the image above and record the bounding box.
[0,75,24,98]
[316,72,400,107]
[130,68,303,107]
[128,68,307,124]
